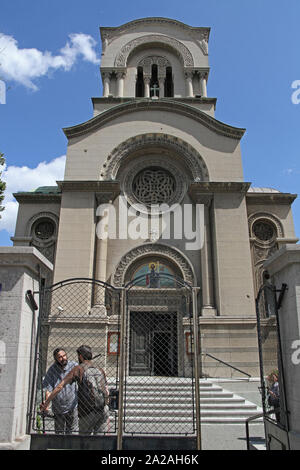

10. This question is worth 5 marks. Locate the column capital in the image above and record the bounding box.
[102,71,111,80]
[199,71,209,80]
[184,71,193,80]
[116,70,126,80]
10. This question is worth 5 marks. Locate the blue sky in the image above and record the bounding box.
[0,0,300,245]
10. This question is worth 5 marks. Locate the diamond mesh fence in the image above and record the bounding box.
[122,274,196,435]
[29,279,120,435]
[29,275,198,438]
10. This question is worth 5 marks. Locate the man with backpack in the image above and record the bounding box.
[40,345,109,435]
[42,348,78,434]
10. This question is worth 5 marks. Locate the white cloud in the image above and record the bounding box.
[0,32,99,90]
[283,168,300,176]
[0,155,66,234]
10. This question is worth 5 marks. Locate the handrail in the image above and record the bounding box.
[203,352,251,378]
[245,411,264,450]
[245,408,282,450]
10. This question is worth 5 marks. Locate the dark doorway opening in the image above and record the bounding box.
[129,312,178,376]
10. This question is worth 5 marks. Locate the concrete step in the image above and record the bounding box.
[125,391,235,400]
[108,377,263,424]
[122,410,262,422]
[125,402,258,411]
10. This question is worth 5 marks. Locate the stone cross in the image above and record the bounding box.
[150,83,159,97]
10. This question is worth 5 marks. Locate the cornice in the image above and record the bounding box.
[246,192,297,205]
[92,96,217,107]
[189,182,251,200]
[13,192,61,203]
[63,99,245,140]
[56,180,120,196]
[100,17,211,41]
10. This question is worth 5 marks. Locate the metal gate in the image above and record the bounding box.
[121,273,199,438]
[28,275,201,449]
[28,278,121,436]
[255,280,290,450]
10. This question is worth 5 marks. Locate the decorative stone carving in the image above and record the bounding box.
[100,133,209,182]
[248,212,284,240]
[26,211,59,237]
[113,243,195,287]
[127,289,186,310]
[138,55,171,77]
[248,212,283,302]
[197,31,209,55]
[253,220,275,242]
[122,156,188,213]
[114,34,194,67]
[26,212,58,263]
[132,167,176,205]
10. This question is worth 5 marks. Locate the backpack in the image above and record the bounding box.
[79,364,106,416]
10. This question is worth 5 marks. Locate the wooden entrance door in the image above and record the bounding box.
[129,312,177,376]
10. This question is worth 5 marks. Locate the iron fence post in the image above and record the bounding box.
[117,287,126,450]
[192,287,202,450]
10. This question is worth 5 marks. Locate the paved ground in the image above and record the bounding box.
[201,423,265,450]
[10,424,266,451]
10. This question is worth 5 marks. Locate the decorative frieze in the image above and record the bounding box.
[114,34,194,68]
[100,133,209,182]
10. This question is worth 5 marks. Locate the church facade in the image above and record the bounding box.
[12,18,298,378]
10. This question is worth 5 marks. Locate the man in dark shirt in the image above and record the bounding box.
[40,345,109,435]
[42,348,78,434]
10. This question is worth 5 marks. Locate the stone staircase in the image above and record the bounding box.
[108,377,263,433]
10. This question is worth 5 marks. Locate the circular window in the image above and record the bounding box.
[253,220,275,242]
[34,219,55,240]
[132,166,176,205]
[121,156,188,214]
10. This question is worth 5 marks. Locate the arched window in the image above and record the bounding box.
[32,217,56,240]
[164,66,174,97]
[150,64,159,97]
[135,66,144,97]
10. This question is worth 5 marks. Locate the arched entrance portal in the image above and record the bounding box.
[124,258,195,378]
[113,243,197,379]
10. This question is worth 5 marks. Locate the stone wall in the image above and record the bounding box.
[0,247,53,448]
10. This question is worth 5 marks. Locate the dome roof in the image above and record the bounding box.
[248,187,281,193]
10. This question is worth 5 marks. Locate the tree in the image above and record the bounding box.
[0,152,6,218]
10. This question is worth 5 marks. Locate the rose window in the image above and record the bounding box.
[132,167,176,205]
[253,220,275,242]
[34,220,55,240]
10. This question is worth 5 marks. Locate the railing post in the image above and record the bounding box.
[192,287,202,450]
[117,287,126,450]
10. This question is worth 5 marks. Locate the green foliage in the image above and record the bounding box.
[0,152,6,217]
[36,413,43,434]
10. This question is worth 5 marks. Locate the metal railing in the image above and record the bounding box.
[202,352,251,378]
[245,411,265,450]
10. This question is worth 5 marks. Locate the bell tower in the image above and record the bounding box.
[99,18,210,100]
